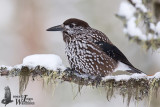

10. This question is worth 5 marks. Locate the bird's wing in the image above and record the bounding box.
[95,41,143,73]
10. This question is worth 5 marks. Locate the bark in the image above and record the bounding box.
[0,65,160,106]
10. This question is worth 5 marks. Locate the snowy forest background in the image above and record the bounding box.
[0,0,160,107]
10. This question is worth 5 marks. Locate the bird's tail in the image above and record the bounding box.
[127,66,145,74]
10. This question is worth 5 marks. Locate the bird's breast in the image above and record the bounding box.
[65,39,117,77]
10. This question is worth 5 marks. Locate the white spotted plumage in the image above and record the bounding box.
[64,26,117,77]
[47,18,144,77]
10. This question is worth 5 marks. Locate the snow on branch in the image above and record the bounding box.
[117,0,160,50]
[0,54,160,106]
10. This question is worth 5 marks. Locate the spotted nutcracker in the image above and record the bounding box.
[47,18,144,78]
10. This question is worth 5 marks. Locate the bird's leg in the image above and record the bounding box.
[64,67,74,74]
[64,67,81,77]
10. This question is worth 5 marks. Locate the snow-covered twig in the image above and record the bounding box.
[117,0,160,50]
[0,54,160,106]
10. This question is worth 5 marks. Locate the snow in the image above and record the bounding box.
[130,73,147,79]
[154,72,160,79]
[149,22,160,35]
[14,64,23,69]
[1,55,160,82]
[117,0,153,41]
[103,75,130,81]
[148,72,160,79]
[135,4,147,13]
[150,23,156,31]
[117,0,147,19]
[118,1,148,40]
[132,0,141,4]
[23,54,66,71]
[132,0,147,13]
[0,64,25,71]
[117,1,136,19]
[156,22,160,35]
[1,54,160,82]
[125,17,147,40]
[102,73,147,82]
[147,33,157,40]
[149,22,160,38]
[0,65,12,71]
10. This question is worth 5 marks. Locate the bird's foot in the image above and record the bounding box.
[94,76,102,87]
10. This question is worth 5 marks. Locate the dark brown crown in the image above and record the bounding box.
[63,18,90,28]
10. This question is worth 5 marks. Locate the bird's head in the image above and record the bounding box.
[47,18,90,35]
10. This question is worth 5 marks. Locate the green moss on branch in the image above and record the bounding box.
[0,65,160,106]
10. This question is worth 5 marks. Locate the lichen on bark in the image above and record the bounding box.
[0,65,160,106]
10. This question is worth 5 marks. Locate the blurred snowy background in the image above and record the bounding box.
[0,0,160,107]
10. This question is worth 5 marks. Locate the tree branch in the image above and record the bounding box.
[0,65,160,106]
[117,0,160,50]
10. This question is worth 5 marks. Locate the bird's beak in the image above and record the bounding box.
[46,24,64,31]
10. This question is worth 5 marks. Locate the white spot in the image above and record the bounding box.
[113,61,131,72]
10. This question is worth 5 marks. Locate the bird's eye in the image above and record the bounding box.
[69,24,74,28]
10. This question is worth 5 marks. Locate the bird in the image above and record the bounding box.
[47,18,144,78]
